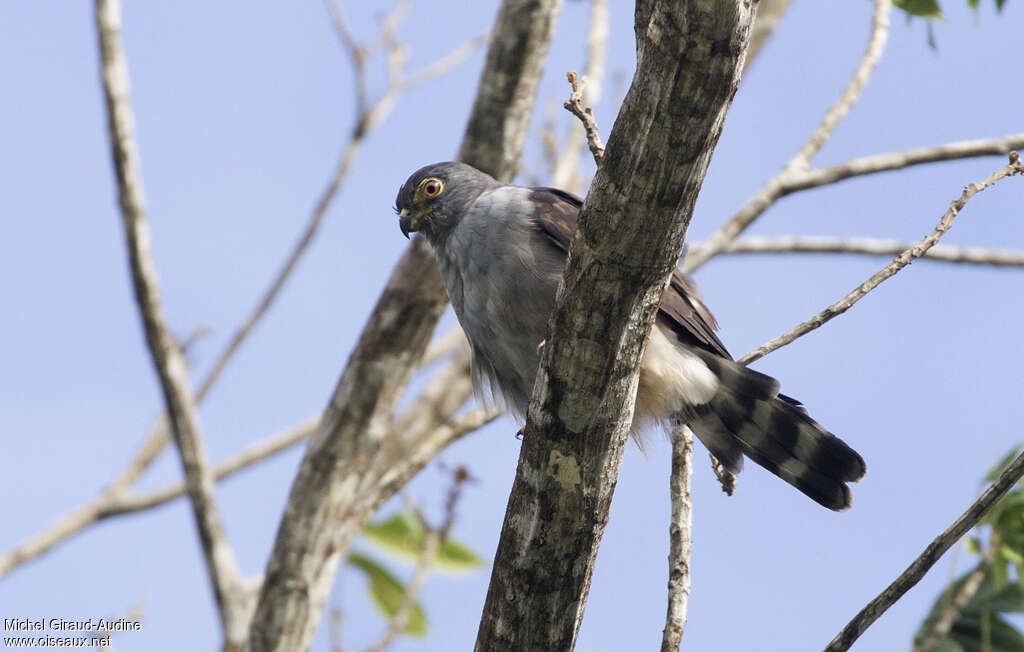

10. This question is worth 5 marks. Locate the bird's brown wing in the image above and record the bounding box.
[528,186,731,360]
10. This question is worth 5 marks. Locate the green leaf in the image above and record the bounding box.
[915,565,1024,649]
[437,538,485,570]
[967,0,978,8]
[948,613,1024,652]
[362,511,485,572]
[978,582,1024,614]
[991,494,1024,535]
[895,0,945,19]
[931,640,965,652]
[362,511,427,558]
[347,551,428,637]
[999,544,1024,566]
[966,537,983,555]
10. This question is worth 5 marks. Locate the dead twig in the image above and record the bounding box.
[552,0,608,190]
[787,0,890,173]
[716,235,1024,267]
[739,153,1023,366]
[685,0,892,273]
[563,71,605,165]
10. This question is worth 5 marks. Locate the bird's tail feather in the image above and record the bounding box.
[685,352,866,511]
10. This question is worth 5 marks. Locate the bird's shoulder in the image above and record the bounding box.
[525,185,731,359]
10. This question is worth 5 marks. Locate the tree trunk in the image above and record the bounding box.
[475,2,755,649]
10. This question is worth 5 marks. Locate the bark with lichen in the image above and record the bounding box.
[475,2,755,649]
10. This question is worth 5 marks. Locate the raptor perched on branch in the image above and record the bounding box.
[396,161,866,510]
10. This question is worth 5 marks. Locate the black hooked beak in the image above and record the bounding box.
[398,209,415,239]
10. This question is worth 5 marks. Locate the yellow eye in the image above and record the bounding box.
[420,178,443,198]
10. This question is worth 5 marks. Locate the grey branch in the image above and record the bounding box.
[742,0,792,75]
[717,235,1024,267]
[475,2,754,649]
[787,0,890,172]
[684,0,891,273]
[738,154,1023,366]
[709,454,737,496]
[552,0,608,188]
[95,0,246,643]
[685,133,1024,273]
[104,417,319,517]
[661,426,694,652]
[247,2,564,649]
[401,32,490,89]
[824,447,1024,652]
[420,326,469,368]
[563,71,605,165]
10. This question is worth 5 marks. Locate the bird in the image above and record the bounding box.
[395,161,866,510]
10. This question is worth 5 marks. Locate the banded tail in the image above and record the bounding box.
[685,350,866,511]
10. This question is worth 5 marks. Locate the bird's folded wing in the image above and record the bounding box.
[527,186,731,359]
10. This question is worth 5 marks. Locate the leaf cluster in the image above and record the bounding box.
[896,0,1010,20]
[345,510,485,638]
[914,446,1024,651]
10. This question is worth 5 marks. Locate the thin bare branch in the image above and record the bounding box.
[792,133,1024,192]
[685,134,1024,272]
[365,0,412,60]
[742,0,792,75]
[718,235,1024,267]
[710,454,736,496]
[0,492,126,578]
[824,448,1024,652]
[106,343,482,521]
[104,417,319,517]
[399,32,489,89]
[684,0,892,273]
[661,425,694,652]
[95,0,244,642]
[552,0,608,189]
[323,0,366,117]
[324,0,360,58]
[739,154,1023,366]
[563,71,605,165]
[203,0,476,403]
[787,0,890,172]
[198,0,482,417]
[420,326,468,367]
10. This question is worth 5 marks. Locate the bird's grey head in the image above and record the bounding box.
[394,162,499,244]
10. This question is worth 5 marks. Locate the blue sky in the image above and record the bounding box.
[2,1,1022,650]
